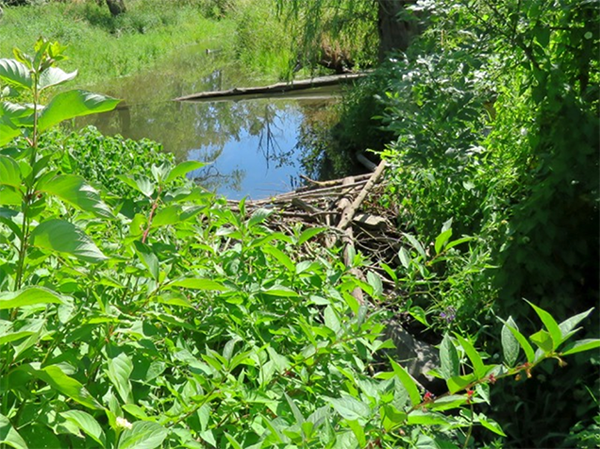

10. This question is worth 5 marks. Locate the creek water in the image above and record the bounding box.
[75,45,338,199]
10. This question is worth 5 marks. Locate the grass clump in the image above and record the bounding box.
[0,0,236,85]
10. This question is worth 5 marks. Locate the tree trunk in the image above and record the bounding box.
[105,0,126,16]
[377,0,418,61]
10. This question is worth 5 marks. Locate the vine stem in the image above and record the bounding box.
[142,186,162,244]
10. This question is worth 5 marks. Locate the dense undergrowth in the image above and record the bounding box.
[300,0,599,446]
[0,36,598,449]
[0,0,599,446]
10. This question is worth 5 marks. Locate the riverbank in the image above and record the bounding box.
[0,0,294,86]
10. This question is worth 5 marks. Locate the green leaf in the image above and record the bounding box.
[529,330,553,353]
[398,247,410,269]
[37,89,120,132]
[558,308,593,341]
[297,227,327,245]
[455,334,485,377]
[133,241,159,281]
[439,334,459,380]
[106,352,133,404]
[0,414,28,449]
[0,58,32,90]
[224,433,243,449]
[170,278,226,291]
[445,236,473,250]
[165,161,205,183]
[262,285,299,297]
[0,119,22,146]
[0,156,22,188]
[347,420,366,447]
[38,67,77,91]
[501,317,520,367]
[38,174,113,218]
[447,373,476,394]
[560,339,600,356]
[403,233,426,258]
[434,228,452,254]
[0,287,63,310]
[498,318,535,363]
[390,359,421,406]
[30,219,107,263]
[24,363,102,410]
[326,395,370,421]
[526,300,563,350]
[247,208,272,227]
[151,205,181,227]
[262,245,295,272]
[428,395,468,411]
[285,393,305,424]
[16,424,59,449]
[60,410,106,448]
[117,421,168,449]
[367,271,383,297]
[407,410,449,426]
[478,415,506,437]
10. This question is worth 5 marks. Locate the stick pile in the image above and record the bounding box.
[227,161,403,299]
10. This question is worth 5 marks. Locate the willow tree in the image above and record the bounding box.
[275,0,419,67]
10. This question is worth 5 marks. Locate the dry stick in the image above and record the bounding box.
[336,160,387,232]
[329,177,364,304]
[333,161,387,305]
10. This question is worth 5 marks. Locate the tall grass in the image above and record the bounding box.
[0,0,238,85]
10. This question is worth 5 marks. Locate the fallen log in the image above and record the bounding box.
[174,73,367,102]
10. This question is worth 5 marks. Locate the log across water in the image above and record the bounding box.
[174,73,367,102]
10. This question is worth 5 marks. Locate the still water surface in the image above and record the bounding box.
[76,45,336,199]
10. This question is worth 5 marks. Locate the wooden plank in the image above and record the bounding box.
[174,73,367,102]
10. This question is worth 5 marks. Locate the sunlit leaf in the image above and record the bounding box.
[37,89,120,132]
[38,67,77,91]
[106,352,133,404]
[38,174,113,218]
[439,334,459,380]
[455,334,485,376]
[117,421,167,449]
[501,317,520,367]
[297,227,327,245]
[0,287,63,310]
[24,363,102,410]
[30,219,107,263]
[133,240,159,281]
[165,160,205,183]
[499,317,535,363]
[526,300,563,350]
[60,410,106,448]
[0,58,32,90]
[0,156,22,188]
[0,414,28,449]
[326,395,370,421]
[529,330,553,353]
[170,278,226,291]
[560,339,600,356]
[390,359,421,406]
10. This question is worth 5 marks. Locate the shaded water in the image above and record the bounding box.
[75,45,337,199]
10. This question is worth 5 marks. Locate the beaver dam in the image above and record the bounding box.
[224,160,443,392]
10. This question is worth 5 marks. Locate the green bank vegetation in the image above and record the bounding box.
[0,38,597,449]
[0,0,598,447]
[0,0,294,85]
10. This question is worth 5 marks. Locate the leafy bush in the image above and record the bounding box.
[0,38,598,449]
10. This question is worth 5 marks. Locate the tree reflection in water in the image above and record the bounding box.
[72,46,337,198]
